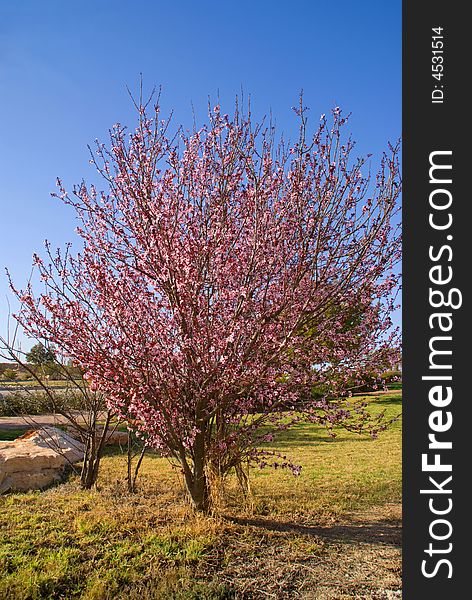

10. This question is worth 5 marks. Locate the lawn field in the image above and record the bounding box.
[0,390,402,599]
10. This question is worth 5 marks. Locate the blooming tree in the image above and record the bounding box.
[11,94,401,511]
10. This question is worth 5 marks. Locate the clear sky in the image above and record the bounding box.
[0,0,401,352]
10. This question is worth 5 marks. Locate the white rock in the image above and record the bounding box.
[0,426,85,493]
[100,428,129,446]
[65,425,129,446]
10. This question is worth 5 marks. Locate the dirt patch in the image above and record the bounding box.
[213,503,401,599]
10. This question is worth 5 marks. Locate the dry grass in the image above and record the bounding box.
[0,390,402,599]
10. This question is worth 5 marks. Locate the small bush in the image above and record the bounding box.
[0,391,50,416]
[15,371,33,382]
[1,368,17,381]
[0,388,91,416]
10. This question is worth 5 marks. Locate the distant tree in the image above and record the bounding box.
[25,343,57,365]
[11,93,401,512]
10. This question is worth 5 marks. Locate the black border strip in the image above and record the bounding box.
[403,2,468,597]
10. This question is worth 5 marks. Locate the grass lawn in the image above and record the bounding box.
[0,390,402,599]
[0,428,30,442]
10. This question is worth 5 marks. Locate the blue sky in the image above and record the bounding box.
[0,0,401,351]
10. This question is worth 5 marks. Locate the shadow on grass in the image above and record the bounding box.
[267,435,373,448]
[0,428,29,441]
[257,395,402,448]
[226,514,401,547]
[262,424,384,448]
[369,396,403,406]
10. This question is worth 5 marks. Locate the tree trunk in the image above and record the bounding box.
[184,430,210,513]
[187,471,209,512]
[80,411,112,489]
[81,450,96,489]
[126,431,147,493]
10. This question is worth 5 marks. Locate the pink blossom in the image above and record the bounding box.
[10,94,401,511]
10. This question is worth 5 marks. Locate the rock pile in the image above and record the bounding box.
[64,425,129,446]
[0,426,85,494]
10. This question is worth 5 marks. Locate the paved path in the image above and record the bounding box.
[0,414,78,430]
[0,412,110,430]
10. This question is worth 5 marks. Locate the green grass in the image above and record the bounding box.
[251,390,401,518]
[0,390,402,599]
[0,428,29,441]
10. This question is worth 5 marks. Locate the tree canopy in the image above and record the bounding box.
[11,94,401,511]
[25,343,56,365]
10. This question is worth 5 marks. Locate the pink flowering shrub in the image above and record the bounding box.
[10,94,401,511]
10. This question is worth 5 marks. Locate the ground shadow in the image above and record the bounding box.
[263,423,380,447]
[369,396,403,406]
[226,514,402,547]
